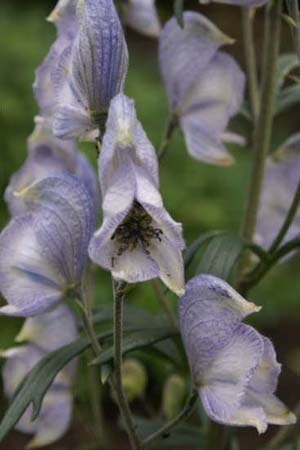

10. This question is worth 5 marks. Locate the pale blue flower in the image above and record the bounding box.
[124,0,161,38]
[2,304,78,448]
[255,134,300,250]
[179,274,296,433]
[0,175,95,317]
[5,125,100,216]
[159,12,245,165]
[89,94,185,295]
[53,0,128,140]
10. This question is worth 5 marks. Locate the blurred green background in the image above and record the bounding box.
[1,1,300,449]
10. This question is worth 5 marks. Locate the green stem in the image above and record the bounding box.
[112,279,142,450]
[152,280,178,328]
[158,115,178,161]
[87,357,107,449]
[142,390,198,448]
[239,0,282,282]
[269,176,300,253]
[287,0,300,61]
[241,8,259,122]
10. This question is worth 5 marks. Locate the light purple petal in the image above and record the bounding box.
[124,0,161,38]
[159,12,233,110]
[255,137,300,250]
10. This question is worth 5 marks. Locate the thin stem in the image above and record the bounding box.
[87,356,107,449]
[287,0,300,61]
[158,115,178,161]
[152,280,178,328]
[269,176,300,253]
[112,279,142,450]
[80,287,102,355]
[241,8,259,122]
[239,0,282,282]
[142,390,198,448]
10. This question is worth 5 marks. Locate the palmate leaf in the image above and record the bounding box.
[276,53,300,90]
[0,327,177,443]
[276,84,300,114]
[184,230,224,270]
[197,232,245,280]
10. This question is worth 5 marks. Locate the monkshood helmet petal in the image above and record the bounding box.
[89,154,185,295]
[0,175,95,316]
[255,134,300,250]
[99,93,159,196]
[159,11,233,110]
[5,127,100,216]
[179,275,296,433]
[54,0,128,140]
[124,0,161,38]
[2,345,73,448]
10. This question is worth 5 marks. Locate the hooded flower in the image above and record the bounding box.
[89,94,185,295]
[123,0,161,38]
[2,304,78,448]
[179,274,296,433]
[0,174,95,317]
[53,0,129,140]
[199,0,267,5]
[255,134,300,250]
[159,12,245,165]
[5,125,100,216]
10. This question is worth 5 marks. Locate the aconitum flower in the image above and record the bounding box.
[255,135,300,250]
[2,304,78,448]
[5,125,100,216]
[199,0,267,5]
[0,175,95,316]
[53,0,128,140]
[89,94,185,295]
[123,0,161,38]
[179,274,296,433]
[159,12,245,165]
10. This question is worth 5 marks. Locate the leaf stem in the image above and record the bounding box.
[158,115,178,161]
[112,279,142,450]
[142,390,198,448]
[241,8,259,122]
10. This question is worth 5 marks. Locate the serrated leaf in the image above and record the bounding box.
[197,233,244,280]
[276,53,300,90]
[0,330,113,443]
[276,84,300,114]
[174,0,184,28]
[91,327,178,366]
[184,230,224,270]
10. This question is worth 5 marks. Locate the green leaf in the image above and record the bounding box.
[0,330,112,443]
[276,84,300,114]
[184,230,224,270]
[276,53,300,90]
[174,0,184,28]
[197,232,244,280]
[91,327,178,365]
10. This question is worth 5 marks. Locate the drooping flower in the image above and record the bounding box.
[159,12,245,165]
[5,125,100,216]
[53,0,129,140]
[199,0,267,6]
[2,304,78,448]
[123,0,161,38]
[89,94,185,295]
[179,274,296,433]
[0,174,95,316]
[255,135,300,250]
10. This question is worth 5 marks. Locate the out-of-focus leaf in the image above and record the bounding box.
[132,416,206,449]
[276,84,300,114]
[91,327,178,365]
[174,0,184,28]
[184,230,224,269]
[197,232,244,280]
[276,53,300,89]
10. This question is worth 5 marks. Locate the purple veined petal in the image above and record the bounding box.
[54,0,129,140]
[255,138,300,250]
[124,0,161,38]
[99,94,159,196]
[159,11,234,110]
[199,0,267,5]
